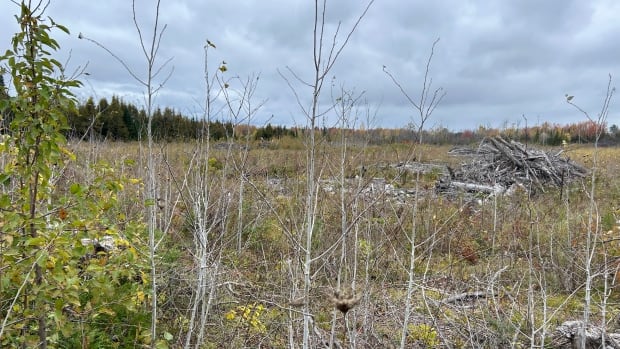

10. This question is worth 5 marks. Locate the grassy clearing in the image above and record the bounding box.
[67,138,620,347]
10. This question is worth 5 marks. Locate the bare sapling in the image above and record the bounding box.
[218,72,266,254]
[279,0,374,346]
[384,38,445,349]
[566,75,615,348]
[175,40,231,348]
[356,104,380,345]
[79,0,173,346]
[328,84,366,347]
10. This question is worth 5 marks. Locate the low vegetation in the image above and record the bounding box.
[7,136,618,347]
[1,1,618,348]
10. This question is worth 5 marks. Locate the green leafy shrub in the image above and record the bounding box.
[0,4,152,347]
[407,323,440,347]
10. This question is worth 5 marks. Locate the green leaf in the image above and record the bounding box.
[163,332,173,341]
[56,24,70,34]
[155,340,170,349]
[0,193,10,208]
[36,250,48,268]
[26,236,46,247]
[69,182,83,195]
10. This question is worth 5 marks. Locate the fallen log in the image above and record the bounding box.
[445,181,505,195]
[441,291,489,306]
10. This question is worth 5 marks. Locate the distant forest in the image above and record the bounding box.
[1,82,619,145]
[65,95,620,146]
[64,96,296,142]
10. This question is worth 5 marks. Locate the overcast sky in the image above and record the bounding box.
[1,0,619,130]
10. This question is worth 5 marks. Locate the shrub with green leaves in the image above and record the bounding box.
[407,323,440,348]
[0,3,152,347]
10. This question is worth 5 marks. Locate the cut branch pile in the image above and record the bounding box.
[438,136,589,195]
[550,320,620,348]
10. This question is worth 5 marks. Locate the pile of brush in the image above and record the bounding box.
[437,136,589,196]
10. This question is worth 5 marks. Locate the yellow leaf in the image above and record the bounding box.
[135,290,146,305]
[46,256,56,269]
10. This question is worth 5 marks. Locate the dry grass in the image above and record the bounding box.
[66,138,620,347]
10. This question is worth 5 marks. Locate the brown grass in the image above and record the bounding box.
[66,138,620,347]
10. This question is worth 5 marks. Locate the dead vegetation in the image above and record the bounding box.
[438,136,589,196]
[316,137,589,206]
[551,321,620,349]
[61,139,618,348]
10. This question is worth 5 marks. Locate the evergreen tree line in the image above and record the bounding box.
[66,96,238,141]
[66,96,296,142]
[2,77,619,145]
[0,88,297,142]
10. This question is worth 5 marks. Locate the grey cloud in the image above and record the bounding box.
[1,0,619,131]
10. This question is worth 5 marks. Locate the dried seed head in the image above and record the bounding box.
[331,288,361,315]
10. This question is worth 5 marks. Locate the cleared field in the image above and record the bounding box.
[62,138,620,347]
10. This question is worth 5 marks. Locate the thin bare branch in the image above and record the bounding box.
[278,68,311,118]
[322,0,375,78]
[78,35,146,86]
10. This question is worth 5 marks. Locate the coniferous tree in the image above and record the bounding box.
[0,74,6,96]
[122,100,141,140]
[103,96,129,140]
[0,73,13,131]
[68,97,97,139]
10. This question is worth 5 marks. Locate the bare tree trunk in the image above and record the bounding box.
[224,75,263,254]
[279,2,374,347]
[566,76,614,349]
[328,86,364,347]
[400,169,420,349]
[182,43,219,349]
[384,38,445,349]
[138,2,167,343]
[78,0,172,346]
